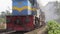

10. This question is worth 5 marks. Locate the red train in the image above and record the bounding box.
[6,15,34,32]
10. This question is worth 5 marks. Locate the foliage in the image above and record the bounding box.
[47,20,60,34]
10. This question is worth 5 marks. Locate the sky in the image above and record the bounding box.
[0,0,12,13]
[0,0,59,13]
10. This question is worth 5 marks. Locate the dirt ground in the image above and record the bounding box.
[25,25,47,34]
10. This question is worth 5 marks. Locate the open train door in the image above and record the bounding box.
[31,0,45,28]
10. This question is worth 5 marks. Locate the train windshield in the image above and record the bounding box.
[29,0,37,5]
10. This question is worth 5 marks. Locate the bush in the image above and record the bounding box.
[47,20,60,34]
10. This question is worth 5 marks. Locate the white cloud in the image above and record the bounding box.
[38,0,59,6]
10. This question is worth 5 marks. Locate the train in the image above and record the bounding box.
[6,0,45,33]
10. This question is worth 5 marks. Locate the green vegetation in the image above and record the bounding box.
[0,18,6,29]
[47,20,60,34]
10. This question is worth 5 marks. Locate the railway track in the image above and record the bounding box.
[0,23,47,34]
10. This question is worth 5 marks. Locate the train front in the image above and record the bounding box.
[6,0,37,32]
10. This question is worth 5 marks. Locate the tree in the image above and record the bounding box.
[1,11,6,18]
[5,10,11,15]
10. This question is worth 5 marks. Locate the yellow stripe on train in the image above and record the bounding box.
[12,6,37,12]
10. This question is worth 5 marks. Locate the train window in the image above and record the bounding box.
[14,19,23,25]
[25,18,30,23]
[29,0,36,5]
[29,0,39,9]
[24,16,30,23]
[6,19,11,23]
